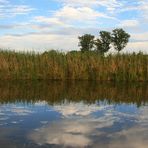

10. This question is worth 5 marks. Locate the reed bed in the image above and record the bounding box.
[0,49,148,81]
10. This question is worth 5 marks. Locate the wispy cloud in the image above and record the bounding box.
[0,0,35,18]
[56,0,122,10]
[119,20,139,28]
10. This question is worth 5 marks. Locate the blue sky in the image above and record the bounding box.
[0,0,148,52]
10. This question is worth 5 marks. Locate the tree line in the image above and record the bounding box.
[78,28,130,54]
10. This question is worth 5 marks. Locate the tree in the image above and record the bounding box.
[95,31,111,54]
[112,28,130,52]
[94,38,102,53]
[78,34,95,52]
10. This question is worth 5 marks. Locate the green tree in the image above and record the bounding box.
[95,31,111,55]
[112,28,130,52]
[78,34,95,52]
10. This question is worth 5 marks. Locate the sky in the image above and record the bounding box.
[0,0,148,53]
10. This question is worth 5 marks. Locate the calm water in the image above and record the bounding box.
[0,81,148,148]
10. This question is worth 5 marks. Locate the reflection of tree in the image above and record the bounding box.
[0,81,148,107]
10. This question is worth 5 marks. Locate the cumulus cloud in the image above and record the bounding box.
[54,6,114,21]
[33,5,115,29]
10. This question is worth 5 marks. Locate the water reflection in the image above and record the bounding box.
[0,81,148,148]
[29,103,114,147]
[0,81,148,106]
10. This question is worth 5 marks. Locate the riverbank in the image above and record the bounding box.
[0,50,148,81]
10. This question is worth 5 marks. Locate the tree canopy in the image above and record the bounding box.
[95,31,111,54]
[78,34,95,52]
[112,28,130,52]
[78,28,130,54]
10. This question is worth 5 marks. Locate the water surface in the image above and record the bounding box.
[0,81,148,148]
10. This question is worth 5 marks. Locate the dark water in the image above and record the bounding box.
[0,81,148,148]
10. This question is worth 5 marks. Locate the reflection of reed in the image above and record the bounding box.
[0,81,148,106]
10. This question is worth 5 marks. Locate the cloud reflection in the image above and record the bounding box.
[53,102,111,117]
[29,102,148,148]
[0,104,35,126]
[29,102,118,147]
[1,101,148,148]
[29,118,99,147]
[109,126,148,148]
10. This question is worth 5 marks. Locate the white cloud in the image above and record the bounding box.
[34,16,66,26]
[55,6,114,21]
[118,0,148,19]
[138,0,148,18]
[0,34,78,52]
[126,41,148,53]
[57,0,122,11]
[0,0,34,18]
[132,32,148,41]
[10,5,35,15]
[119,20,139,28]
[33,5,115,29]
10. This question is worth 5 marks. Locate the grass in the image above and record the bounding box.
[0,49,148,81]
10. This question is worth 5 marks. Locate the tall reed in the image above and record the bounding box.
[0,50,148,81]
